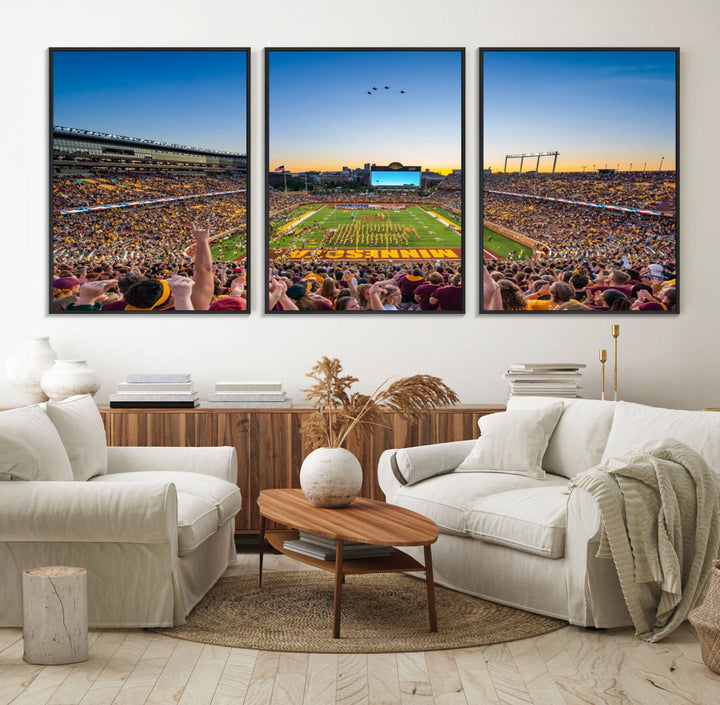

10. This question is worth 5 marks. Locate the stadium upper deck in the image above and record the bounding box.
[52,126,247,174]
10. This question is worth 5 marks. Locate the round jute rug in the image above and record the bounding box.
[155,571,566,653]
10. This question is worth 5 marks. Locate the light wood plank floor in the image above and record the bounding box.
[1,554,718,705]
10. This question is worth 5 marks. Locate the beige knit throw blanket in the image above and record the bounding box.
[570,438,720,642]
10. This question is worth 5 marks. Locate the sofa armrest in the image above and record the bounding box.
[106,446,237,483]
[567,486,602,543]
[564,485,629,627]
[0,481,177,545]
[378,439,475,500]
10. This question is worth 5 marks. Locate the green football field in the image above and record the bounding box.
[483,227,534,260]
[210,231,247,261]
[271,204,462,250]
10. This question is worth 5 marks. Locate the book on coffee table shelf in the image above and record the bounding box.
[298,531,365,548]
[283,532,393,561]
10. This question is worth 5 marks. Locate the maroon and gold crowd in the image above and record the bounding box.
[482,173,677,312]
[268,259,462,312]
[53,170,247,312]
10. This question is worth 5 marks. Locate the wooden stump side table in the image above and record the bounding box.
[22,566,88,665]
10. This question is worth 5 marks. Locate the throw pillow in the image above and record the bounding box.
[45,394,108,481]
[508,396,616,478]
[0,405,73,481]
[456,404,564,479]
[601,401,720,478]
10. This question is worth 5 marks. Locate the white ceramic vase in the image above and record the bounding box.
[40,360,101,402]
[4,337,58,402]
[299,447,363,508]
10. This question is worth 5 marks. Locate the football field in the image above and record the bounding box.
[271,204,461,251]
[483,227,535,260]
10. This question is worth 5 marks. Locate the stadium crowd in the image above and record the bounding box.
[53,170,248,312]
[53,171,246,210]
[482,171,677,312]
[484,171,676,213]
[268,258,463,312]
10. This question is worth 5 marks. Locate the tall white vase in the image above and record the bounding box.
[299,447,363,508]
[40,360,101,402]
[4,337,58,403]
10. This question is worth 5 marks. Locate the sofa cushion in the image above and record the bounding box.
[508,396,616,478]
[176,492,220,556]
[466,486,570,558]
[0,405,73,481]
[393,471,568,536]
[91,471,241,525]
[456,404,563,479]
[45,395,108,481]
[601,402,720,477]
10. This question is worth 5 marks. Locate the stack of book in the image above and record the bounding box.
[109,373,199,408]
[200,381,292,408]
[283,531,393,561]
[503,363,586,399]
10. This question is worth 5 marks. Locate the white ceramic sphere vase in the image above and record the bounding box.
[4,337,58,402]
[299,447,363,508]
[40,360,101,402]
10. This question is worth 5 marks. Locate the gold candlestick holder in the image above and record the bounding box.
[611,324,620,401]
[599,349,607,401]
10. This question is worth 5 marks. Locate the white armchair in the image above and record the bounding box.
[0,397,241,628]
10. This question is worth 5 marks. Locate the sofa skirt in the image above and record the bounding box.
[0,519,237,628]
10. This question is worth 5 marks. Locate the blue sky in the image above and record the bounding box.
[53,50,247,153]
[268,50,462,174]
[483,50,677,172]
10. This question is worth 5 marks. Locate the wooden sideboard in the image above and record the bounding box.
[99,405,504,533]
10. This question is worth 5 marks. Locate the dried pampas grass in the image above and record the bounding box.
[302,357,459,450]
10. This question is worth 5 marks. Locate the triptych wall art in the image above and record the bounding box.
[49,47,678,315]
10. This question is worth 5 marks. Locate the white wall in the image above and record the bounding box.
[1,0,718,409]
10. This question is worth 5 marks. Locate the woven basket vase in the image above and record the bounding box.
[689,563,720,673]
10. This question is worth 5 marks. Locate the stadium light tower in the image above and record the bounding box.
[503,151,559,173]
[659,156,664,171]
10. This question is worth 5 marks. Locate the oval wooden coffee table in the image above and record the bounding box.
[257,488,439,639]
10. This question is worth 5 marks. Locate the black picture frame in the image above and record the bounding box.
[480,47,679,314]
[265,47,465,314]
[49,47,251,314]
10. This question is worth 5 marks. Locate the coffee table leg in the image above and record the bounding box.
[424,544,438,632]
[332,539,344,638]
[258,515,266,588]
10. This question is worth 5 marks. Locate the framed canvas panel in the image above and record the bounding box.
[265,48,465,313]
[50,48,250,313]
[480,48,679,314]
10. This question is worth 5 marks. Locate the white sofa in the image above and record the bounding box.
[378,397,720,628]
[0,395,241,628]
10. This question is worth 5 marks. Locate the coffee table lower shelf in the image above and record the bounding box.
[260,529,437,638]
[265,530,425,574]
